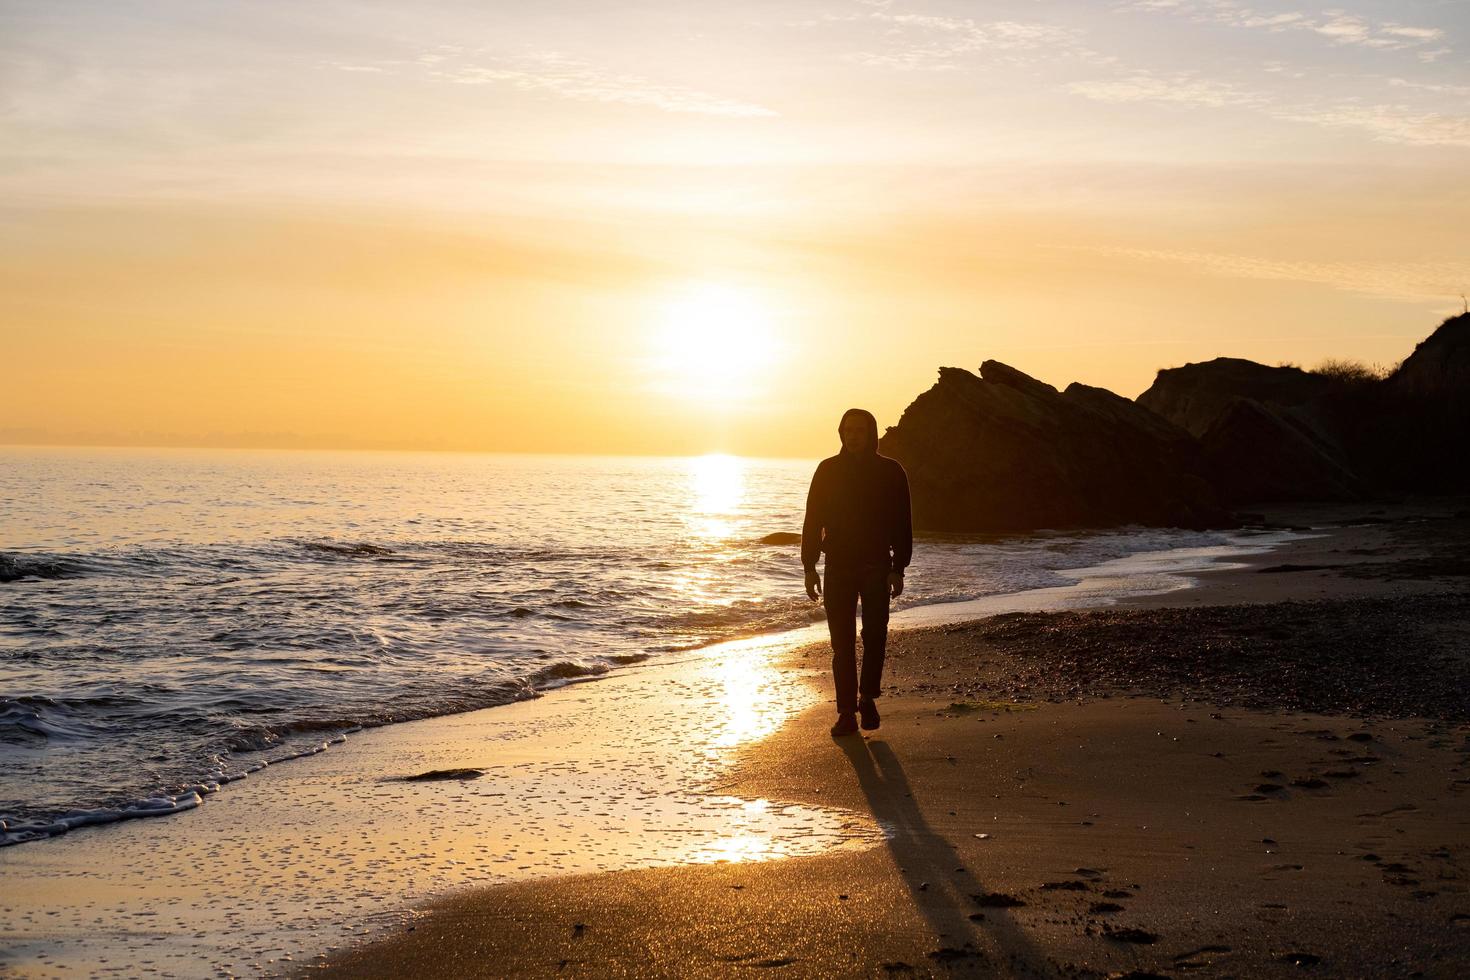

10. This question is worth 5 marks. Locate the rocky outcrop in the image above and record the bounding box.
[884,314,1468,529]
[1390,312,1470,401]
[879,361,1228,533]
[1138,358,1334,438]
[1134,313,1470,501]
[1196,399,1361,503]
[1360,312,1470,491]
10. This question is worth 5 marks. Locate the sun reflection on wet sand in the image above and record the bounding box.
[707,639,790,749]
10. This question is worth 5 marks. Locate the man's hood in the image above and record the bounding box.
[838,408,879,455]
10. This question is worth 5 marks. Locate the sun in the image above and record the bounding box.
[647,282,781,404]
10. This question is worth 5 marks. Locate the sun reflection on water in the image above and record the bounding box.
[687,453,745,541]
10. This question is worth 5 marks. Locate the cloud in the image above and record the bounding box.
[1052,244,1469,304]
[1113,1,1449,54]
[1066,71,1269,108]
[1387,76,1470,97]
[1271,101,1470,147]
[1066,67,1470,148]
[807,1,1111,72]
[334,50,777,119]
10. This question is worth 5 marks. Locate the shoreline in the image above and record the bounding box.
[3,500,1466,977]
[319,499,1470,978]
[0,521,1291,851]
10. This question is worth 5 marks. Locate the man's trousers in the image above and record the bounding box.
[823,561,890,712]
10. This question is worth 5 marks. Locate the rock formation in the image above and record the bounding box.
[1137,312,1469,501]
[879,360,1228,532]
[882,313,1468,530]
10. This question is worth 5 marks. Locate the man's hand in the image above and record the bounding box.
[888,571,905,598]
[804,569,822,602]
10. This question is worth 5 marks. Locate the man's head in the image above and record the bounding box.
[838,408,879,454]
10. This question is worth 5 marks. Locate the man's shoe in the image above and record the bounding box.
[858,697,880,731]
[830,713,859,737]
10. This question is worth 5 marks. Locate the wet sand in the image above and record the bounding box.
[320,500,1470,979]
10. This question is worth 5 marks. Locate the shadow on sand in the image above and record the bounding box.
[838,735,1052,976]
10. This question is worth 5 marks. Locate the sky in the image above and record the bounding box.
[3,0,1468,457]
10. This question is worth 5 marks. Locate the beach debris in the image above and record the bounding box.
[1041,880,1089,891]
[397,768,485,782]
[754,957,798,968]
[971,891,1025,908]
[973,833,991,839]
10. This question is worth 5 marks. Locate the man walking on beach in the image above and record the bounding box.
[803,408,913,737]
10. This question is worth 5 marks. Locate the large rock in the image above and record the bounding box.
[1138,358,1334,438]
[1136,313,1470,498]
[1137,356,1358,503]
[1197,399,1362,503]
[1390,312,1470,401]
[1360,312,1470,491]
[880,362,1229,533]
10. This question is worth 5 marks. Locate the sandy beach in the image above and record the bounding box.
[319,500,1470,979]
[4,501,1467,979]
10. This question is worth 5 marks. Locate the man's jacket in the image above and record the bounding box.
[801,448,913,573]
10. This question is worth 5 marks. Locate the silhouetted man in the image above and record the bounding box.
[802,408,913,737]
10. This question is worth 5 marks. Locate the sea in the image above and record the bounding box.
[0,447,1239,846]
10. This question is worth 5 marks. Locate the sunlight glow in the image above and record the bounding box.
[708,643,784,748]
[646,282,781,404]
[686,453,745,540]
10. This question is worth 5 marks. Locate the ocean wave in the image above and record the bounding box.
[0,695,121,741]
[532,660,610,683]
[294,540,396,558]
[0,552,87,583]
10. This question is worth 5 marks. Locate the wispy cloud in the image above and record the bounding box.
[332,49,777,118]
[1066,67,1470,147]
[801,0,1112,72]
[1068,71,1268,108]
[1054,243,1469,304]
[1387,76,1470,97]
[1113,1,1450,55]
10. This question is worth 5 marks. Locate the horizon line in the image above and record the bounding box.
[0,441,822,462]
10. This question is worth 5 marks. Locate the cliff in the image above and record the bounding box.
[879,361,1227,533]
